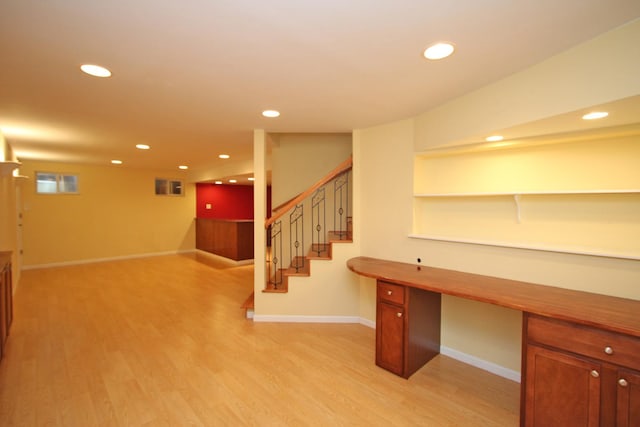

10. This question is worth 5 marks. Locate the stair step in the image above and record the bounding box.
[308,243,330,260]
[285,256,310,276]
[263,221,353,294]
[264,269,289,293]
[241,292,255,319]
[240,292,254,309]
[328,231,352,242]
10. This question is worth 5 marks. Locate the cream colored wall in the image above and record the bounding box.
[414,18,640,150]
[353,20,640,374]
[270,133,352,207]
[20,160,195,267]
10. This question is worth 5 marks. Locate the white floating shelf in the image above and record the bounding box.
[408,234,640,261]
[414,189,640,197]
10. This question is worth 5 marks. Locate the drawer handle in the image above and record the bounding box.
[618,378,628,387]
[604,346,614,355]
[396,312,403,318]
[590,370,600,378]
[387,290,393,296]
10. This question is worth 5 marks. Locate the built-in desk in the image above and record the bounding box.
[347,256,640,426]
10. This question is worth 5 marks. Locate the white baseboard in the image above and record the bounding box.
[22,249,196,270]
[440,346,521,383]
[253,314,362,323]
[250,316,519,382]
[194,249,254,266]
[359,317,376,328]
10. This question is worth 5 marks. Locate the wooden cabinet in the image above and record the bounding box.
[523,313,640,426]
[616,368,640,427]
[195,218,254,261]
[349,257,640,425]
[0,252,13,363]
[375,280,441,378]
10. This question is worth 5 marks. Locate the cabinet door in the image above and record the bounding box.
[524,345,601,427]
[376,302,405,376]
[616,368,640,427]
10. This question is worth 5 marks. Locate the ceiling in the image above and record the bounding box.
[1,1,640,181]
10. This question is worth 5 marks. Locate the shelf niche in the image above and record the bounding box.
[412,133,640,260]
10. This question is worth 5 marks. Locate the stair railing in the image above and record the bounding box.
[289,205,304,272]
[265,156,352,290]
[311,187,326,256]
[334,171,350,240]
[267,221,283,289]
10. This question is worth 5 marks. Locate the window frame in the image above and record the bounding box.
[35,171,80,194]
[155,178,184,196]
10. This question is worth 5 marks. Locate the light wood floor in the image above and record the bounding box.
[0,253,520,426]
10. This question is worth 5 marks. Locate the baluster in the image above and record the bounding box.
[334,171,350,240]
[289,205,304,273]
[269,221,282,289]
[312,188,326,256]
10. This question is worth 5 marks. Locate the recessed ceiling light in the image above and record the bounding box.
[219,154,230,159]
[485,135,504,142]
[178,165,188,170]
[214,181,223,185]
[136,144,150,150]
[582,111,609,120]
[229,179,237,183]
[262,110,280,118]
[423,42,455,60]
[80,64,112,78]
[111,160,123,165]
[248,177,255,181]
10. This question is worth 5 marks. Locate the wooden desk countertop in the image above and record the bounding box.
[347,256,640,338]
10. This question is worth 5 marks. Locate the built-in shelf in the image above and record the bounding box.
[414,190,640,223]
[0,161,21,176]
[412,136,640,263]
[408,234,640,261]
[414,189,640,197]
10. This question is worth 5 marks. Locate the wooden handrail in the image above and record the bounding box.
[265,155,352,229]
[272,194,299,213]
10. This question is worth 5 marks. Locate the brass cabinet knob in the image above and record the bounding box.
[618,378,628,387]
[387,290,392,296]
[396,312,403,318]
[604,346,614,355]
[590,370,600,378]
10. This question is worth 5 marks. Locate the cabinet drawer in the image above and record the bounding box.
[377,281,405,305]
[527,314,640,369]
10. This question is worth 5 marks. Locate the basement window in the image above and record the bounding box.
[155,178,183,196]
[36,172,79,194]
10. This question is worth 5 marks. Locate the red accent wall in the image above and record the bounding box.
[196,184,271,220]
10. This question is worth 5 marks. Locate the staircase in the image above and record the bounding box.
[263,226,352,294]
[241,156,353,318]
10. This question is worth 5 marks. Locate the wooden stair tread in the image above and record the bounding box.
[262,287,288,293]
[285,256,310,276]
[240,292,255,309]
[308,243,331,260]
[328,231,352,242]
